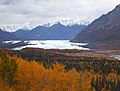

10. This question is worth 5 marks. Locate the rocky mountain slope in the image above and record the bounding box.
[71,4,120,43]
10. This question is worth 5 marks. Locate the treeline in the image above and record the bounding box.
[0,51,120,91]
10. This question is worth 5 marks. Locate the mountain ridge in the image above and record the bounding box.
[13,22,87,40]
[43,19,89,27]
[0,19,89,32]
[71,4,120,44]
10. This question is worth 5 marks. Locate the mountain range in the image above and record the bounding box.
[0,20,87,41]
[71,4,120,44]
[13,22,86,40]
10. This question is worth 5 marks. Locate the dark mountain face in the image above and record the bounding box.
[71,4,120,43]
[13,29,29,40]
[0,29,18,41]
[13,23,86,40]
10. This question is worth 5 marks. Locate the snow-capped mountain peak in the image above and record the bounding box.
[0,25,18,32]
[19,22,35,30]
[0,22,35,32]
[59,19,90,26]
[43,19,90,27]
[0,19,89,32]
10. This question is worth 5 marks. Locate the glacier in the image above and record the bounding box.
[9,40,90,50]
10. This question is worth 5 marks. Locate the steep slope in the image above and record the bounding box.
[13,22,86,40]
[0,29,18,41]
[71,4,120,43]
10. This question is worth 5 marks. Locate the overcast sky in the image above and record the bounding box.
[0,0,120,25]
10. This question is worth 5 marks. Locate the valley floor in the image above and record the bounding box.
[7,48,120,60]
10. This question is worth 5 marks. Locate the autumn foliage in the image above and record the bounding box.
[0,51,120,91]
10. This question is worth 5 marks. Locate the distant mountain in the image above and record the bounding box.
[71,4,120,43]
[43,19,89,27]
[0,28,18,41]
[18,22,35,30]
[12,29,29,40]
[0,22,35,32]
[0,25,18,32]
[13,22,87,40]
